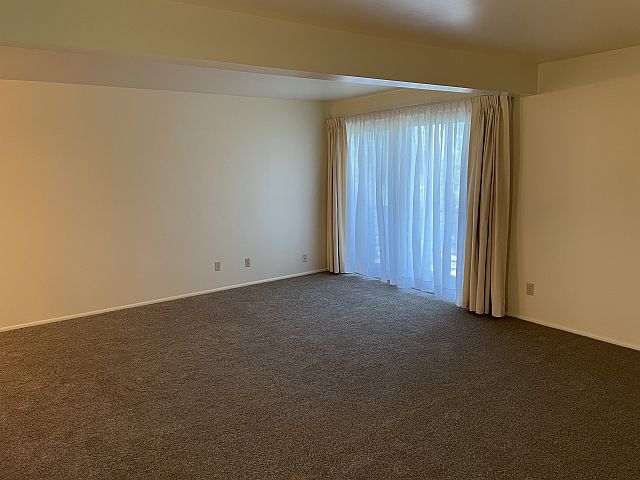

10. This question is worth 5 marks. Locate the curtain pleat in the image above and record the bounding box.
[462,95,511,317]
[326,118,348,273]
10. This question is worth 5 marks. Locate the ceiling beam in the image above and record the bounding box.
[0,0,538,94]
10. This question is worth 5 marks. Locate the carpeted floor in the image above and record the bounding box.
[1,273,639,479]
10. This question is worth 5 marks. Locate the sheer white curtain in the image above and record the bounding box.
[344,101,471,302]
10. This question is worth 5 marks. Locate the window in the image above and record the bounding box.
[344,101,471,302]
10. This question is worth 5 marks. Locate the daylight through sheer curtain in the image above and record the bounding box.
[345,101,471,302]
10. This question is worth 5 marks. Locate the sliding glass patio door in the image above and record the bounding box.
[344,101,471,303]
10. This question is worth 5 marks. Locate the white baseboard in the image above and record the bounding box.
[0,269,327,333]
[507,311,640,352]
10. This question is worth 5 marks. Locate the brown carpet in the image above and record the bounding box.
[1,273,639,479]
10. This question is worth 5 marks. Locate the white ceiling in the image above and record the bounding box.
[0,46,395,101]
[178,0,640,61]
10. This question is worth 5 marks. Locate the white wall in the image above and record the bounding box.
[508,53,640,350]
[0,80,326,330]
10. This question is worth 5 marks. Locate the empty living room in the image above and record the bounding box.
[1,1,639,478]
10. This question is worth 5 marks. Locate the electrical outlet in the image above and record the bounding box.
[244,257,251,268]
[526,283,535,296]
[302,254,308,263]
[214,261,221,272]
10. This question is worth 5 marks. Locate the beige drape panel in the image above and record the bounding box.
[326,118,347,273]
[462,95,511,317]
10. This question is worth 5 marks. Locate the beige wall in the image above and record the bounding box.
[538,45,640,94]
[509,66,640,350]
[0,0,537,94]
[0,80,326,330]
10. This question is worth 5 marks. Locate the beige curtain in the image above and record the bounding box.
[462,95,511,317]
[326,118,347,273]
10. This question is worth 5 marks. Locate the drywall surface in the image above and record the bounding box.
[0,0,537,94]
[0,80,326,329]
[509,66,640,349]
[538,44,640,93]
